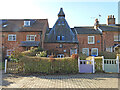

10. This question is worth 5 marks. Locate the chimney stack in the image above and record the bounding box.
[94,18,99,30]
[107,15,115,25]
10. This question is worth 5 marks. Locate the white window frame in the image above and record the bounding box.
[106,47,113,52]
[26,35,35,41]
[88,36,95,44]
[8,34,16,41]
[82,48,89,56]
[91,48,98,56]
[24,21,30,26]
[70,49,77,56]
[114,34,120,41]
[57,54,64,58]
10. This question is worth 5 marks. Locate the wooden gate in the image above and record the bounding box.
[5,59,24,73]
[78,57,95,73]
[102,56,119,73]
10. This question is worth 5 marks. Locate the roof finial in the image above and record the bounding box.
[58,8,65,17]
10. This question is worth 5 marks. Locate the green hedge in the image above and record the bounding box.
[20,56,78,74]
[99,51,116,59]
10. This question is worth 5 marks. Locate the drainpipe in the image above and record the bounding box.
[39,32,42,48]
[101,34,103,51]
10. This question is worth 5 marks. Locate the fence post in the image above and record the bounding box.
[117,56,119,73]
[102,56,104,71]
[5,59,7,73]
[92,56,95,73]
[78,57,80,73]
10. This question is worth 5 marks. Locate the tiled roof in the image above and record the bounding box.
[1,19,48,32]
[99,25,120,32]
[20,41,40,47]
[74,27,101,34]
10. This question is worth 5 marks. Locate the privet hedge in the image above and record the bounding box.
[20,56,78,74]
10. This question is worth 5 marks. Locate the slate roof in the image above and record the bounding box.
[74,27,101,34]
[20,41,40,47]
[1,19,48,32]
[45,8,78,43]
[99,25,120,32]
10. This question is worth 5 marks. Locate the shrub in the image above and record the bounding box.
[71,54,78,59]
[79,53,87,60]
[36,51,47,57]
[99,51,116,59]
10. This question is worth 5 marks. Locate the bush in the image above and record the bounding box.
[36,51,47,57]
[99,51,116,59]
[71,54,78,59]
[19,56,78,74]
[79,53,87,60]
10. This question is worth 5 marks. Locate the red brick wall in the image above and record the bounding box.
[44,43,78,57]
[77,34,102,55]
[102,31,120,50]
[2,31,41,57]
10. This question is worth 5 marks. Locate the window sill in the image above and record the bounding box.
[88,43,95,44]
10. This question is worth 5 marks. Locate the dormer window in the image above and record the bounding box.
[2,24,8,28]
[57,36,60,40]
[24,21,30,26]
[62,21,64,25]
[57,36,65,41]
[62,36,64,40]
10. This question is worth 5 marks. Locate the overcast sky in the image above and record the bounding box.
[0,0,119,28]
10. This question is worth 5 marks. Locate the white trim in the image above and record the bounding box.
[8,34,16,41]
[117,56,119,73]
[92,56,95,73]
[26,35,35,41]
[91,48,98,56]
[98,27,102,33]
[102,56,104,71]
[5,59,7,73]
[88,36,95,44]
[24,21,30,26]
[82,48,89,56]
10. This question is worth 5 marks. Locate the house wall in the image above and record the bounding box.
[77,34,102,55]
[102,31,120,51]
[44,43,78,57]
[2,31,41,57]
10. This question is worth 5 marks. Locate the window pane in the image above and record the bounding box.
[31,36,35,41]
[82,48,88,56]
[114,35,118,41]
[88,36,94,44]
[91,48,98,55]
[62,36,64,40]
[57,36,60,40]
[8,36,12,41]
[27,36,30,41]
[13,35,16,40]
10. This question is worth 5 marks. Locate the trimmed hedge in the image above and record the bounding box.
[99,51,116,59]
[20,56,78,74]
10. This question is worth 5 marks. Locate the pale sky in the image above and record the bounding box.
[0,0,119,28]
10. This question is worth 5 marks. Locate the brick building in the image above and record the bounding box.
[1,19,49,58]
[1,8,120,58]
